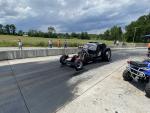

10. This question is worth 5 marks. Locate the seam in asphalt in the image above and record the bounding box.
[7,60,31,113]
[54,61,126,113]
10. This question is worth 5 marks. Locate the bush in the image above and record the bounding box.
[36,42,46,47]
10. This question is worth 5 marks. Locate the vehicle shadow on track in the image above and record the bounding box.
[0,61,84,113]
[128,81,150,98]
[129,81,146,92]
[0,59,116,113]
[71,50,146,76]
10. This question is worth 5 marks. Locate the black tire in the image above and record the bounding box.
[147,53,150,57]
[123,70,133,81]
[145,82,150,98]
[60,55,68,65]
[102,49,111,61]
[74,59,83,71]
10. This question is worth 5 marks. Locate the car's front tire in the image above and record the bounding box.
[74,59,83,71]
[145,81,150,98]
[123,70,133,81]
[60,55,68,65]
[102,49,111,61]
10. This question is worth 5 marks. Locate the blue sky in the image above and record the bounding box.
[0,0,150,33]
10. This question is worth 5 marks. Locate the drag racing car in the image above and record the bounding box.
[123,59,150,97]
[60,42,111,71]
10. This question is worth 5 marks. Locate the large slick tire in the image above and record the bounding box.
[74,59,83,71]
[145,82,150,98]
[123,70,133,81]
[60,55,68,65]
[102,48,111,62]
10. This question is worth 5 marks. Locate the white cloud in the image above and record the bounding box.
[57,0,66,6]
[0,0,36,23]
[0,0,150,33]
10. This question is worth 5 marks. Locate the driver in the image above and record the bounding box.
[148,43,150,50]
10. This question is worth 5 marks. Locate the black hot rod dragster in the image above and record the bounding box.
[60,42,111,71]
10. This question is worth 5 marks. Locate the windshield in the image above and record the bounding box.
[83,43,97,51]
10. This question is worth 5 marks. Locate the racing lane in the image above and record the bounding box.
[0,49,147,113]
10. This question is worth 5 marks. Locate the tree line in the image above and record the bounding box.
[125,14,150,42]
[100,26,123,41]
[27,30,91,40]
[101,13,150,42]
[0,24,16,35]
[1,13,150,42]
[0,24,92,39]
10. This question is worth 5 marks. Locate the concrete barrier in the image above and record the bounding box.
[0,47,147,61]
[0,51,7,60]
[135,43,147,47]
[0,48,79,61]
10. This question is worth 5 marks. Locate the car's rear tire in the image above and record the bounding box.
[145,82,150,98]
[60,55,68,65]
[74,59,83,71]
[123,70,133,81]
[102,49,111,61]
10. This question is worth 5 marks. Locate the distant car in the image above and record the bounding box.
[123,60,150,97]
[60,42,111,71]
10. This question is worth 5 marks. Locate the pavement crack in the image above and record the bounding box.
[7,60,31,113]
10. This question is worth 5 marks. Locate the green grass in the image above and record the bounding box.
[0,35,113,47]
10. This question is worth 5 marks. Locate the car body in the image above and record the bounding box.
[123,59,150,97]
[60,42,111,71]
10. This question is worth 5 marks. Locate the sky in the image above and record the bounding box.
[0,0,150,34]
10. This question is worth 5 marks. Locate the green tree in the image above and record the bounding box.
[65,33,70,38]
[28,29,37,37]
[102,26,123,41]
[110,26,122,41]
[48,26,56,33]
[71,32,79,38]
[18,30,24,36]
[103,30,111,40]
[0,24,3,34]
[118,27,123,40]
[10,24,16,35]
[125,13,150,42]
[80,32,90,39]
[5,24,10,34]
